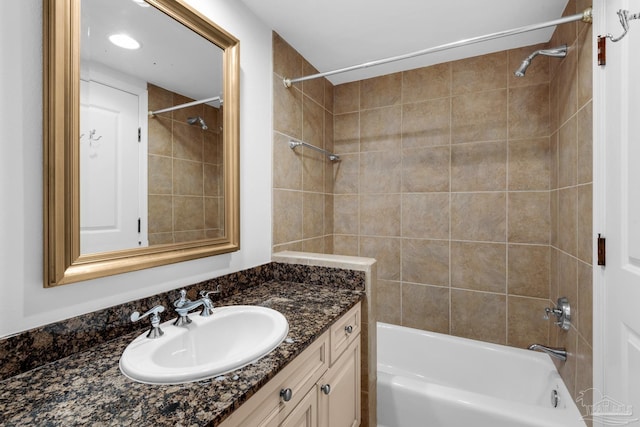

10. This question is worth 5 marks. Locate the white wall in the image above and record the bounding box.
[0,0,273,338]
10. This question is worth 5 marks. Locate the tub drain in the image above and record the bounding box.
[550,389,560,408]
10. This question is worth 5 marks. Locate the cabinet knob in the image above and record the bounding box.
[280,388,293,402]
[344,325,353,334]
[321,384,331,395]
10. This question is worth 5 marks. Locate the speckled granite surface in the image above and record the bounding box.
[0,278,364,426]
[0,263,365,381]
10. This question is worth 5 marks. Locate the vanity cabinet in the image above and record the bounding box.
[221,303,361,427]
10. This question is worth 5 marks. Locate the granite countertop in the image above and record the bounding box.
[0,280,364,426]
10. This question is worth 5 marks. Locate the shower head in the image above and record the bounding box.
[514,44,567,77]
[187,116,208,130]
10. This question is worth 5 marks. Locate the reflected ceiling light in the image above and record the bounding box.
[108,34,141,50]
[130,0,150,7]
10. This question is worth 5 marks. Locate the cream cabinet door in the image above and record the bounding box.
[278,387,318,427]
[318,339,361,427]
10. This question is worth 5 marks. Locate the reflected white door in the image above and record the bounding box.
[80,80,141,254]
[599,0,640,425]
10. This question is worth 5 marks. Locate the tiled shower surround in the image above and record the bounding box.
[272,0,592,413]
[147,83,224,245]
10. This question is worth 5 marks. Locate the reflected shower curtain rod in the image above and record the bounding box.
[149,96,222,117]
[283,7,593,87]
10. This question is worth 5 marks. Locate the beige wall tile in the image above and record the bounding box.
[203,132,222,165]
[558,187,578,256]
[360,237,400,281]
[550,189,558,247]
[556,324,578,397]
[559,115,578,188]
[303,192,324,239]
[508,84,550,139]
[273,132,302,190]
[333,153,360,194]
[148,116,172,156]
[401,146,450,193]
[302,95,324,149]
[149,232,173,245]
[360,151,401,194]
[551,0,578,53]
[401,239,449,286]
[204,197,220,230]
[273,75,302,139]
[508,138,550,191]
[148,155,172,195]
[401,283,450,333]
[334,194,359,235]
[334,81,360,114]
[302,60,324,107]
[401,98,451,148]
[575,334,593,416]
[361,73,402,109]
[334,113,360,154]
[332,235,359,256]
[451,289,506,344]
[402,63,451,103]
[173,121,203,161]
[302,151,325,193]
[148,195,172,233]
[148,83,173,120]
[507,296,550,348]
[173,159,203,196]
[172,93,203,124]
[174,196,204,231]
[273,32,302,80]
[360,194,401,237]
[175,230,205,242]
[451,89,508,144]
[451,192,506,242]
[451,140,507,191]
[577,25,593,109]
[508,192,550,244]
[401,193,449,240]
[452,51,507,94]
[377,280,401,325]
[508,244,550,298]
[360,106,402,152]
[557,251,578,314]
[273,189,303,245]
[577,184,592,264]
[577,261,593,345]
[324,194,334,236]
[556,46,578,126]
[324,79,334,114]
[550,132,559,190]
[577,102,593,185]
[302,237,324,253]
[204,164,221,197]
[450,241,506,293]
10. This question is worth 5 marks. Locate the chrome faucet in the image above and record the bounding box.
[130,305,165,339]
[528,344,567,362]
[172,287,220,326]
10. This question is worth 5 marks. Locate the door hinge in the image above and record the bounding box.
[138,218,141,233]
[597,234,606,266]
[138,127,141,142]
[597,36,607,66]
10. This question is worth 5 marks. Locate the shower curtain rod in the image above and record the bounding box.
[148,96,222,117]
[283,7,592,87]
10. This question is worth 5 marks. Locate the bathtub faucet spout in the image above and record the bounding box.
[527,344,567,361]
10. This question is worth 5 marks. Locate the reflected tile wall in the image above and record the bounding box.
[147,83,223,245]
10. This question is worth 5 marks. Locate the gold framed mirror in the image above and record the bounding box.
[43,0,240,287]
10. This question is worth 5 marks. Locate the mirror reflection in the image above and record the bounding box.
[79,0,224,254]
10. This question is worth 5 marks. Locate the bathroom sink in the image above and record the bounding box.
[119,305,289,384]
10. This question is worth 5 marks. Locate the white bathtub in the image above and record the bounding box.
[377,322,586,427]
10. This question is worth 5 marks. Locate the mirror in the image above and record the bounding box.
[43,0,240,287]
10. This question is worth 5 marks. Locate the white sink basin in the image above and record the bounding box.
[119,305,289,384]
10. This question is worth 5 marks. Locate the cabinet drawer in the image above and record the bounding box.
[329,303,361,365]
[220,331,329,427]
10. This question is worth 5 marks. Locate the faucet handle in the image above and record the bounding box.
[131,305,165,339]
[173,289,190,308]
[199,285,221,299]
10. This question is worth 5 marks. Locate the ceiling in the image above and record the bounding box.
[81,0,223,104]
[240,0,570,85]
